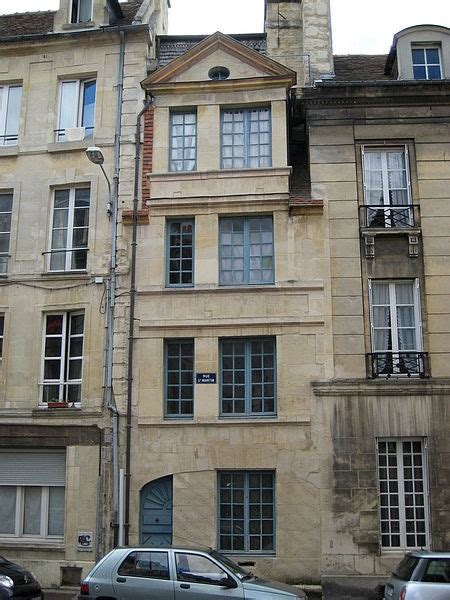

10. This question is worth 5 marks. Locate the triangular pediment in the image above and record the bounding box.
[142,31,296,89]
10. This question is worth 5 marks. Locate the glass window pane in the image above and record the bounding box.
[59,81,78,130]
[0,486,16,534]
[48,487,65,536]
[23,487,42,535]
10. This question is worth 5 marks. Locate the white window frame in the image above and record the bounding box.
[377,438,430,550]
[56,78,96,142]
[0,192,13,274]
[0,84,22,146]
[70,0,93,23]
[0,485,64,540]
[40,311,84,406]
[369,279,422,354]
[0,313,4,358]
[361,145,413,228]
[47,187,90,272]
[411,45,442,80]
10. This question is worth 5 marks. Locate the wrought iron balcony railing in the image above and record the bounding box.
[361,205,415,229]
[366,352,429,379]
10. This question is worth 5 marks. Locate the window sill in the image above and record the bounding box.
[41,271,90,279]
[61,21,95,30]
[47,140,91,153]
[0,538,64,550]
[0,146,19,157]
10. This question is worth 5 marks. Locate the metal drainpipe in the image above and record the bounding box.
[103,28,125,549]
[124,95,154,546]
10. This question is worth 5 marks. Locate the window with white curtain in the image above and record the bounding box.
[369,280,423,376]
[0,85,22,146]
[362,147,413,228]
[169,112,197,172]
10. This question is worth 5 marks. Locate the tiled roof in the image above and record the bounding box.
[333,54,393,81]
[157,34,267,66]
[0,1,143,38]
[0,11,54,37]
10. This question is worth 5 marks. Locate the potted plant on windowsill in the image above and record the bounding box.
[47,401,69,408]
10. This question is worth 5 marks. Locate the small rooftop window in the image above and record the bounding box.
[71,0,93,24]
[412,46,442,80]
[208,66,230,81]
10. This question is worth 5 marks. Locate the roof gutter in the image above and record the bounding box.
[0,22,149,44]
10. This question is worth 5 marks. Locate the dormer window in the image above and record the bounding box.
[71,0,92,23]
[412,46,442,80]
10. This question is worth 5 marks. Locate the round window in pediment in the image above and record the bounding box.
[208,66,230,80]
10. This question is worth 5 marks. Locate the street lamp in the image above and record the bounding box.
[86,146,112,215]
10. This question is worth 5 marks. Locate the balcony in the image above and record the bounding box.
[361,204,416,229]
[359,205,421,258]
[366,352,429,379]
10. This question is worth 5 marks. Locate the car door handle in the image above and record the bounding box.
[116,577,127,583]
[180,583,190,589]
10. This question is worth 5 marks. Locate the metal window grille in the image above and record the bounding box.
[48,188,89,272]
[218,471,275,552]
[219,216,274,285]
[41,312,84,405]
[220,338,276,416]
[377,439,429,549]
[169,112,197,172]
[165,339,194,418]
[0,85,22,146]
[221,108,271,169]
[0,193,13,274]
[412,47,442,80]
[166,220,194,286]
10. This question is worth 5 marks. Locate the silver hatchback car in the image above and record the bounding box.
[79,546,308,600]
[384,551,450,600]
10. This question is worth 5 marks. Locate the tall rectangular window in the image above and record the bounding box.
[0,193,13,274]
[169,112,197,172]
[70,0,92,23]
[219,216,274,285]
[48,188,90,272]
[0,85,22,146]
[218,471,275,552]
[0,314,4,357]
[0,450,65,540]
[57,79,96,141]
[220,338,276,416]
[362,147,412,228]
[165,339,194,418]
[166,219,194,286]
[221,107,271,169]
[369,280,424,377]
[412,47,442,80]
[41,312,84,405]
[377,439,429,549]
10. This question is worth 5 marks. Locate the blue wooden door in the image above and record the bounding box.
[140,476,173,546]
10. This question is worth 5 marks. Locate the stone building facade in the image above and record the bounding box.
[0,0,167,588]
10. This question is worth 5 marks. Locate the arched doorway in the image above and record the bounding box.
[140,475,173,546]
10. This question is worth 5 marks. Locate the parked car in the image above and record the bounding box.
[79,546,308,599]
[0,556,43,600]
[384,550,450,599]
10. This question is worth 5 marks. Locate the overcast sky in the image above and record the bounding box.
[0,0,448,54]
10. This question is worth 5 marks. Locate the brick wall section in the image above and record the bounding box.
[141,106,154,207]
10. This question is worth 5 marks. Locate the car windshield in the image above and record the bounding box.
[393,555,420,580]
[209,551,251,580]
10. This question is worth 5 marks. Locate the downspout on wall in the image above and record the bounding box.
[102,27,125,552]
[124,95,154,546]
